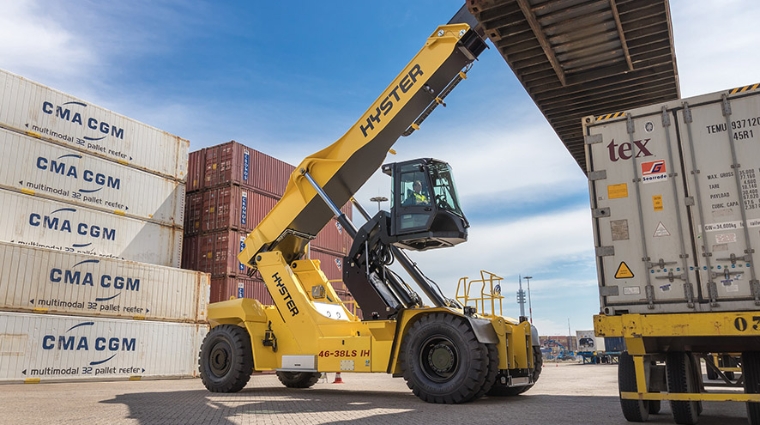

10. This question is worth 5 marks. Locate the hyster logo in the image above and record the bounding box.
[272,272,299,316]
[607,138,653,162]
[42,321,136,366]
[360,64,424,137]
[50,258,140,297]
[641,160,668,184]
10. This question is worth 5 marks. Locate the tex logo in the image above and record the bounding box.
[641,159,667,184]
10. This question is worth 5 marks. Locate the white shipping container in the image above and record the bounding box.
[0,312,208,382]
[0,187,182,267]
[0,69,189,180]
[584,84,760,315]
[0,127,184,227]
[0,241,208,322]
[576,330,597,351]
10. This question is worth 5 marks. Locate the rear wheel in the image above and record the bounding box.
[618,351,649,422]
[470,343,499,401]
[400,313,489,404]
[666,352,699,425]
[487,346,543,396]
[743,351,760,425]
[276,371,320,388]
[199,325,253,393]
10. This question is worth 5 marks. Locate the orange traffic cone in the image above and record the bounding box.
[333,372,344,384]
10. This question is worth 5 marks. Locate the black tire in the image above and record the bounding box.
[470,343,499,401]
[742,351,760,425]
[199,325,253,393]
[400,313,489,404]
[276,371,321,388]
[666,352,699,425]
[487,346,543,396]
[618,351,650,422]
[648,400,661,414]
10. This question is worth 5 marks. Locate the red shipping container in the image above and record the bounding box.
[210,276,273,304]
[203,141,294,196]
[182,229,249,277]
[184,191,204,236]
[200,185,278,234]
[187,148,205,193]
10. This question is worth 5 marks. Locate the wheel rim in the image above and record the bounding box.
[209,340,232,378]
[420,335,459,382]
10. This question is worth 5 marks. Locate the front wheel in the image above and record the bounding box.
[400,313,489,404]
[276,371,320,388]
[199,325,253,393]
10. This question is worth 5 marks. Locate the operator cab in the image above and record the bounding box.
[382,158,469,251]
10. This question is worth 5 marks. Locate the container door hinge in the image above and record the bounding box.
[585,134,603,145]
[645,284,656,309]
[592,208,610,218]
[654,271,685,283]
[588,170,607,181]
[707,281,719,307]
[716,252,752,265]
[596,246,615,257]
[751,280,760,306]
[721,94,732,117]
[682,282,696,308]
[647,258,677,270]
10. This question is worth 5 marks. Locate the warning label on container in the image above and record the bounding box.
[608,183,628,199]
[652,195,663,211]
[615,262,634,279]
[653,222,671,237]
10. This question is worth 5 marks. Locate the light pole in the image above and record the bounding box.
[369,196,388,212]
[524,275,533,324]
[516,275,527,323]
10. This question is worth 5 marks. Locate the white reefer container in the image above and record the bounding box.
[0,69,189,181]
[0,187,182,267]
[0,127,185,227]
[0,241,208,322]
[584,84,760,315]
[0,312,208,382]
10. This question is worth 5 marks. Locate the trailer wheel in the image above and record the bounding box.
[618,351,649,422]
[705,355,718,380]
[487,346,543,396]
[742,351,760,425]
[666,352,699,425]
[276,371,321,388]
[199,325,253,393]
[400,313,489,404]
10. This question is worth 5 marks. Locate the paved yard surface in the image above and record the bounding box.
[0,363,748,424]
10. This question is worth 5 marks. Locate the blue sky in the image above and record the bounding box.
[2,0,759,335]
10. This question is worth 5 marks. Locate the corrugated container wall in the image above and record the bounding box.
[0,188,182,267]
[0,241,208,322]
[182,229,249,277]
[0,127,185,227]
[200,141,294,196]
[0,312,207,382]
[584,85,760,315]
[0,69,189,181]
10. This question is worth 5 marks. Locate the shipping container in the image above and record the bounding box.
[199,185,278,234]
[187,147,205,193]
[0,312,207,382]
[576,330,598,351]
[184,191,203,236]
[585,87,760,314]
[311,205,353,255]
[209,276,273,304]
[182,229,248,277]
[0,241,208,322]
[0,69,189,181]
[202,141,294,195]
[0,187,182,267]
[0,127,185,227]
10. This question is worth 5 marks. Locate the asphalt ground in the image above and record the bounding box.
[0,363,748,425]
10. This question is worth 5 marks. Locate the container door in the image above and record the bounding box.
[677,90,760,310]
[586,104,700,315]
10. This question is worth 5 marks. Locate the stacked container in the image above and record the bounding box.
[182,140,358,315]
[0,69,209,383]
